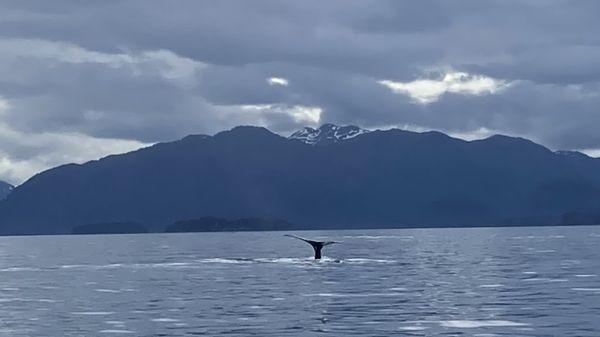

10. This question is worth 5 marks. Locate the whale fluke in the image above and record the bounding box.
[284,234,338,259]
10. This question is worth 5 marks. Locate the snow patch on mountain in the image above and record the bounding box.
[289,124,370,145]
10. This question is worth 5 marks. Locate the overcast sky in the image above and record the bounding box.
[1,0,600,184]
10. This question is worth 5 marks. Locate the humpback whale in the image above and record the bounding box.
[285,234,338,260]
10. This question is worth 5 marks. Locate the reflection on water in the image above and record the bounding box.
[0,226,598,336]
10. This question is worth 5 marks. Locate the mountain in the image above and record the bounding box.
[0,181,13,200]
[559,211,600,226]
[71,222,148,235]
[1,124,600,235]
[165,217,299,233]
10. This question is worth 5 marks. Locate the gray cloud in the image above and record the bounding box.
[0,0,600,183]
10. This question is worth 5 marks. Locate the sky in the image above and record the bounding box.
[1,0,600,184]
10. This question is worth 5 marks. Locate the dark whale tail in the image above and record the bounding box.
[284,234,338,260]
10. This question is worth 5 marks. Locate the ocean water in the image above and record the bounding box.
[0,226,599,336]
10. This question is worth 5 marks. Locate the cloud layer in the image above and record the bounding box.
[1,0,600,183]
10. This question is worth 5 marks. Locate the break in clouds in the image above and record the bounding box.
[1,0,600,183]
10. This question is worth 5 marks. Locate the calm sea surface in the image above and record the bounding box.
[0,226,599,336]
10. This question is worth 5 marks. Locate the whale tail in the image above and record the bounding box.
[284,234,338,260]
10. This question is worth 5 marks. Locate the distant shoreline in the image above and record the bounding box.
[1,222,596,237]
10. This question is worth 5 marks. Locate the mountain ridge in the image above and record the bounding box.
[1,124,599,235]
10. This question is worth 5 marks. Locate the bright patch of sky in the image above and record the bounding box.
[267,77,289,87]
[379,71,510,104]
[579,149,600,158]
[0,96,9,115]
